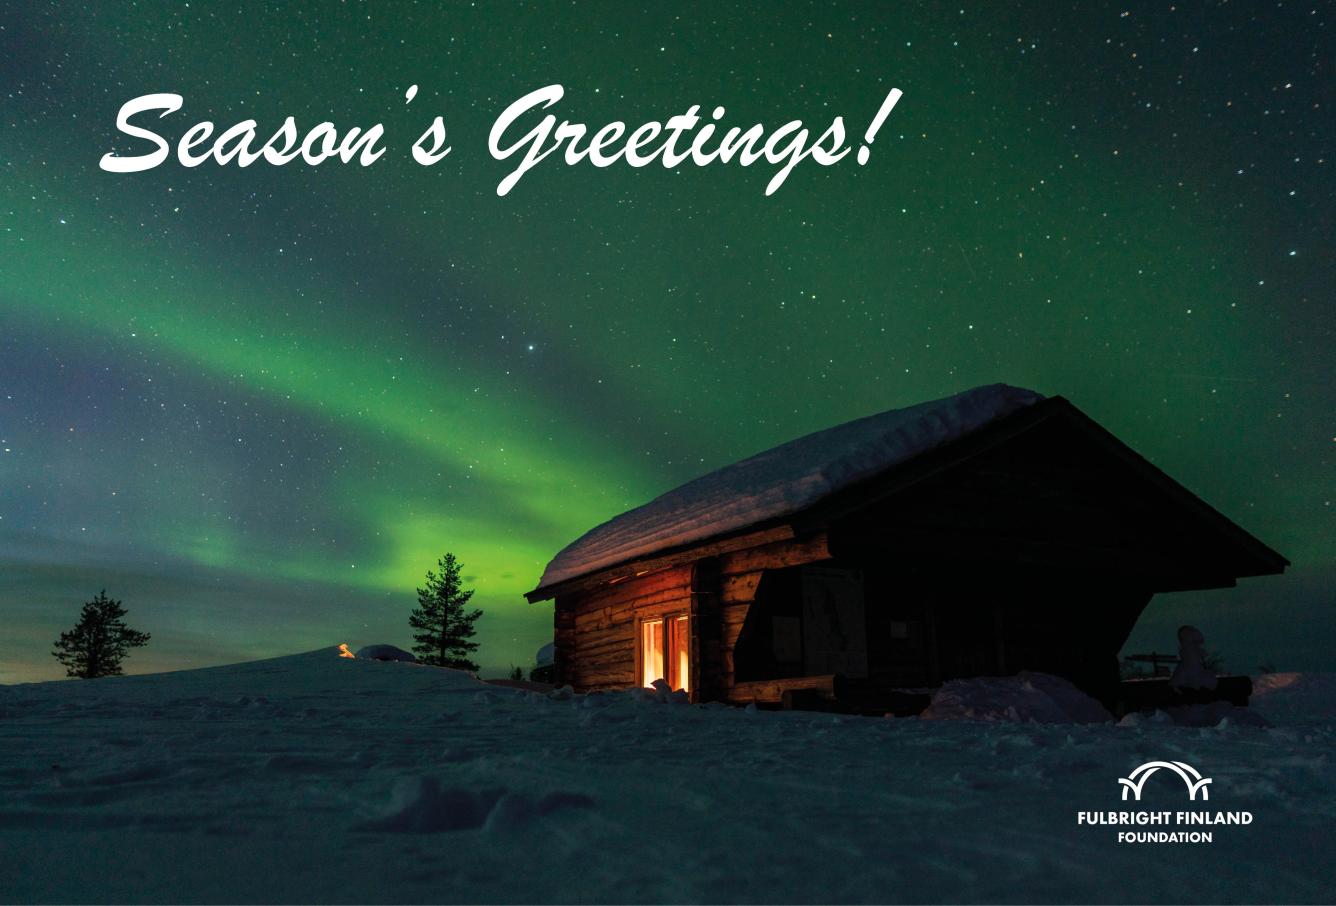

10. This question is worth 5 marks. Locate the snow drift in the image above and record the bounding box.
[919,672,1113,724]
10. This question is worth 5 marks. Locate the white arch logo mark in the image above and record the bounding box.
[1118,761,1212,801]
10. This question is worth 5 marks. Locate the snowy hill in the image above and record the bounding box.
[2,650,1332,903]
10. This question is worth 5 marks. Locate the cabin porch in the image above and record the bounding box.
[723,557,1146,712]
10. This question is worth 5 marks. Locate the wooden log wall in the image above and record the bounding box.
[730,673,838,705]
[690,558,722,703]
[554,564,694,693]
[716,532,830,694]
[551,530,831,702]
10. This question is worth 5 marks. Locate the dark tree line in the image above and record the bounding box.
[46,555,486,681]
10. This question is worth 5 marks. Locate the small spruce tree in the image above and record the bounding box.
[52,590,151,679]
[409,553,482,671]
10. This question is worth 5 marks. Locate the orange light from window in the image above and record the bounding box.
[669,615,690,693]
[640,619,664,688]
[337,643,356,659]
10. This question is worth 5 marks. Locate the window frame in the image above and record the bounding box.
[635,611,691,694]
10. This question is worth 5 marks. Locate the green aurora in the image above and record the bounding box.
[1,2,1331,681]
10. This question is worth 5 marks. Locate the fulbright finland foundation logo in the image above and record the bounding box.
[1118,760,1211,801]
[1076,760,1253,844]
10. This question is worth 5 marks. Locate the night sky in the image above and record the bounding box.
[2,2,1331,683]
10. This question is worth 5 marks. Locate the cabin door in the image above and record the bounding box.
[639,614,690,692]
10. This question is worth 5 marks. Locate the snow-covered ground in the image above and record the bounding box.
[2,651,1332,904]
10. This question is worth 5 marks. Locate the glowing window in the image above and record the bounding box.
[639,613,690,694]
[640,618,664,689]
[669,615,689,693]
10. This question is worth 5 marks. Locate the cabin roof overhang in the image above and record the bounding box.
[526,396,1289,603]
[525,523,802,602]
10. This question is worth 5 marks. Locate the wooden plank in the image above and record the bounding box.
[527,525,797,602]
[572,565,694,612]
[572,583,695,627]
[571,630,633,660]
[728,674,839,703]
[626,596,694,620]
[722,604,749,651]
[575,604,629,629]
[718,532,829,576]
[573,639,634,663]
[721,602,751,625]
[571,671,636,687]
[720,571,763,603]
[571,589,690,627]
[572,623,635,648]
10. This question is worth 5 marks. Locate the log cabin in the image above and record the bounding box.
[525,385,1288,712]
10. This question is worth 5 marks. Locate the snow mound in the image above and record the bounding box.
[535,641,555,667]
[644,678,690,704]
[919,672,1113,724]
[1250,672,1336,725]
[358,777,594,834]
[354,644,417,662]
[536,384,1043,589]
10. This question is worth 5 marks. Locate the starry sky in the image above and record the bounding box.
[1,2,1331,683]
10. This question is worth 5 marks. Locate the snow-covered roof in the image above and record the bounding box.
[534,383,1043,592]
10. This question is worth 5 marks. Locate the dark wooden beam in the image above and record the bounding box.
[831,527,1240,592]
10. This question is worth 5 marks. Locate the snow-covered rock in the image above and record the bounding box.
[919,671,1113,724]
[536,384,1042,589]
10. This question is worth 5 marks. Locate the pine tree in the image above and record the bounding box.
[51,590,151,679]
[409,553,482,671]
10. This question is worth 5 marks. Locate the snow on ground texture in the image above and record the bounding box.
[537,384,1042,588]
[2,651,1333,904]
